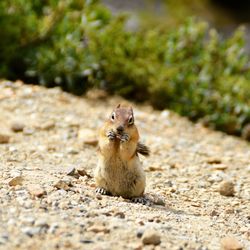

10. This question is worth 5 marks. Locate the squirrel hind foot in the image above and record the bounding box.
[136,142,150,157]
[131,197,152,206]
[95,187,111,196]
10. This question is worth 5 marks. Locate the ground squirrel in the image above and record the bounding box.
[94,104,150,204]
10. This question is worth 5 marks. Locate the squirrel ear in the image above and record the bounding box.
[116,104,121,108]
[130,106,133,113]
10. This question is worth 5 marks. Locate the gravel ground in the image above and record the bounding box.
[0,80,249,250]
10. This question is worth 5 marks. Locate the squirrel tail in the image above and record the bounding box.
[136,142,150,157]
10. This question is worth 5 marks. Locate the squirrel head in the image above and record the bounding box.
[109,104,135,135]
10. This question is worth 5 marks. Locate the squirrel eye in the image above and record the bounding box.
[111,112,115,121]
[128,116,134,125]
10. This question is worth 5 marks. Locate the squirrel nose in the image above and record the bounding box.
[116,125,124,133]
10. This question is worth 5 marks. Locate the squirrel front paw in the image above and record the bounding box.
[106,130,116,140]
[120,133,130,143]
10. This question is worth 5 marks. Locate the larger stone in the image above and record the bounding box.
[78,128,98,146]
[221,237,243,250]
[0,134,10,144]
[219,181,235,197]
[8,176,23,186]
[54,180,70,191]
[27,184,46,198]
[11,122,25,132]
[142,229,161,245]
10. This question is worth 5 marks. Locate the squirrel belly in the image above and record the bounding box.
[94,105,148,199]
[95,153,145,199]
[95,123,146,199]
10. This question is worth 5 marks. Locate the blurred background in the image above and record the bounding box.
[1,0,250,140]
[102,0,250,48]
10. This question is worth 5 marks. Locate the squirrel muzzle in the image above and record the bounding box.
[116,125,124,134]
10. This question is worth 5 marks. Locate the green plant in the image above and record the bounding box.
[1,0,250,137]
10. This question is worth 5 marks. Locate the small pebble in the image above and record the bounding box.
[66,166,76,176]
[11,122,25,132]
[219,181,235,197]
[39,121,55,130]
[0,133,10,144]
[76,167,91,178]
[87,225,110,234]
[21,227,40,237]
[23,127,35,135]
[27,184,46,198]
[34,218,49,228]
[114,212,125,219]
[8,176,23,186]
[54,180,70,191]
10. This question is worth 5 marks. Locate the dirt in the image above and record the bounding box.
[0,80,249,250]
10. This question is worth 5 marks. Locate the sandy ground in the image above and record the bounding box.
[0,80,249,250]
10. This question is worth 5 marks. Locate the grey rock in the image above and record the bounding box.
[66,166,76,176]
[21,227,41,237]
[34,218,49,228]
[23,127,35,135]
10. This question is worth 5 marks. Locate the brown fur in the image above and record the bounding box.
[94,105,148,199]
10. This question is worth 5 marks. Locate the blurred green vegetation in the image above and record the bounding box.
[1,0,250,137]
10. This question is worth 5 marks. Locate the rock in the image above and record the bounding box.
[11,122,25,132]
[208,173,223,183]
[221,237,243,250]
[62,176,73,185]
[21,227,41,237]
[141,229,161,245]
[210,210,219,217]
[76,167,91,178]
[0,133,10,144]
[219,181,235,197]
[160,110,170,118]
[211,164,228,171]
[136,227,145,238]
[34,218,49,228]
[0,233,9,244]
[48,223,59,234]
[197,180,208,188]
[8,176,23,186]
[20,216,35,225]
[66,166,76,176]
[114,212,125,219]
[54,180,70,191]
[23,127,35,135]
[147,166,164,172]
[67,147,79,154]
[146,193,165,206]
[78,128,98,146]
[10,170,22,178]
[207,158,222,164]
[87,225,110,234]
[80,239,94,244]
[27,184,46,198]
[39,121,55,130]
